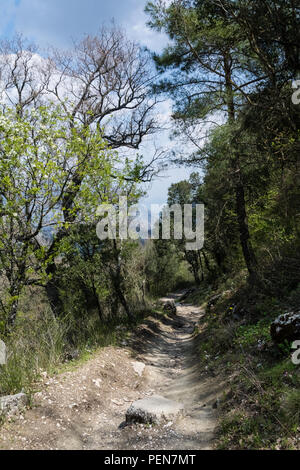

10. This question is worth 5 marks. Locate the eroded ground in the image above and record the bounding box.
[0,294,224,450]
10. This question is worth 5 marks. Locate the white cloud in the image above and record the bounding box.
[124,8,168,52]
[12,0,167,52]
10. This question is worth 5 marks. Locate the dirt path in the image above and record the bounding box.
[0,294,224,450]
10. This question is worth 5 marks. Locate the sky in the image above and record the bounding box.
[1,0,195,207]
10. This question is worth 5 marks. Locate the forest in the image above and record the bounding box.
[0,0,299,452]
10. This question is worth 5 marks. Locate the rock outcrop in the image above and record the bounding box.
[0,393,28,417]
[270,311,300,344]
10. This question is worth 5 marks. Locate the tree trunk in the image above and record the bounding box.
[191,261,201,285]
[45,263,64,316]
[202,250,211,272]
[224,52,260,286]
[7,298,19,329]
[214,245,227,273]
[7,283,21,329]
[114,282,134,323]
[234,181,259,285]
[111,240,134,323]
[198,251,205,282]
[92,283,104,322]
[184,250,200,285]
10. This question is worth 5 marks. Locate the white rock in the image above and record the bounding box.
[131,361,145,377]
[92,378,102,388]
[126,395,184,424]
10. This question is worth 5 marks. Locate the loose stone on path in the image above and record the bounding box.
[126,395,184,424]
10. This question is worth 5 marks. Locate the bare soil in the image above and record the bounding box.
[0,294,224,450]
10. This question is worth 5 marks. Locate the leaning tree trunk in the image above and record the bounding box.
[202,250,211,272]
[231,149,259,285]
[185,250,201,285]
[113,282,134,323]
[234,181,259,285]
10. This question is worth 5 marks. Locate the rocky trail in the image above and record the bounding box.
[0,294,224,450]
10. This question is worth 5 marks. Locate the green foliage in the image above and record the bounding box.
[0,104,117,326]
[0,307,67,396]
[145,0,300,290]
[0,293,127,397]
[235,322,270,348]
[281,389,300,429]
[144,237,194,295]
[189,279,300,450]
[0,2,299,452]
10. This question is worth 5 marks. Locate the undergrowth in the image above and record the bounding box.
[0,292,157,401]
[188,278,300,450]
